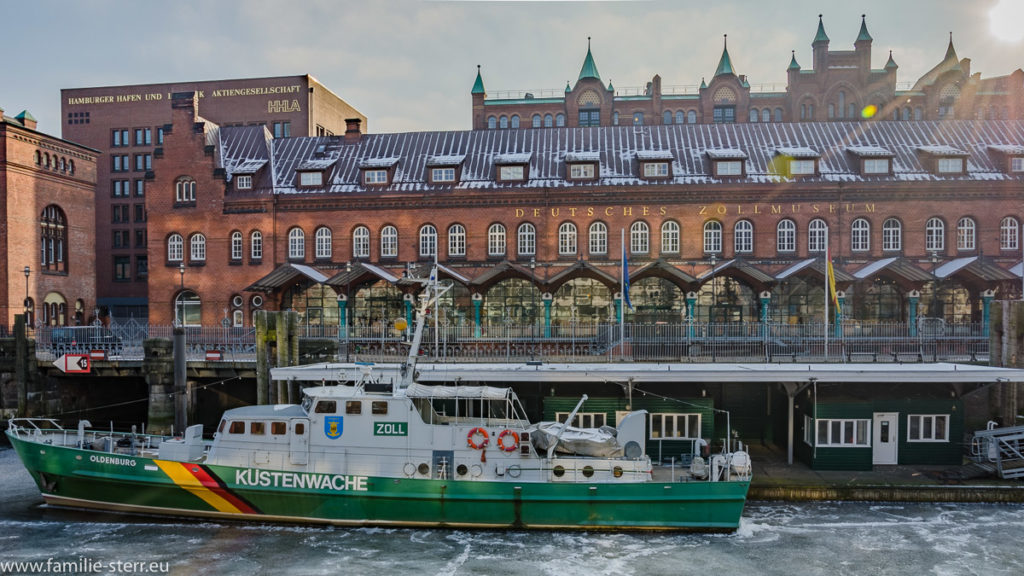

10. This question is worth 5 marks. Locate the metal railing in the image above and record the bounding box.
[30,320,988,365]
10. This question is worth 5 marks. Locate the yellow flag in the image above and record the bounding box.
[826,245,841,314]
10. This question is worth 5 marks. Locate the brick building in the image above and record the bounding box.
[61,75,365,321]
[472,16,1024,130]
[1,106,98,328]
[146,93,1023,331]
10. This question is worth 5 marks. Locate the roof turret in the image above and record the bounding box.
[813,14,829,44]
[714,35,735,77]
[856,14,872,42]
[788,50,800,70]
[885,50,898,70]
[944,32,961,70]
[578,37,601,82]
[471,65,485,95]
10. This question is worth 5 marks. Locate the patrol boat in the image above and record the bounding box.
[6,267,751,530]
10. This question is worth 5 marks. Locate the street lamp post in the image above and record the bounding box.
[22,266,31,322]
[709,254,718,322]
[929,251,939,319]
[343,261,352,362]
[177,262,185,326]
[530,256,537,345]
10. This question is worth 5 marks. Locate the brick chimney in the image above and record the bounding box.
[171,91,199,124]
[345,118,362,141]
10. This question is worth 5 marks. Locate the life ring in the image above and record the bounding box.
[467,427,489,449]
[497,429,519,452]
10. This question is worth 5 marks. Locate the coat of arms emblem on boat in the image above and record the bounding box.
[324,416,343,439]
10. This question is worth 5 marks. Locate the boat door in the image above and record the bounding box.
[290,418,309,465]
[872,412,898,465]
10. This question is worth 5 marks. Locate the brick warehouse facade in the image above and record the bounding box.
[61,75,365,321]
[146,94,1024,330]
[1,106,98,327]
[472,16,1023,131]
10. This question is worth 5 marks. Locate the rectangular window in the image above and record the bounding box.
[249,422,265,435]
[112,180,126,197]
[236,175,253,189]
[372,401,388,415]
[136,256,148,279]
[134,180,145,197]
[569,164,595,179]
[649,413,702,439]
[863,159,889,174]
[271,422,287,435]
[937,158,963,173]
[908,414,948,442]
[499,165,525,181]
[314,400,337,414]
[299,171,323,186]
[364,170,388,184]
[790,160,815,175]
[134,128,145,146]
[803,415,814,445]
[135,229,146,248]
[157,127,165,145]
[643,162,669,177]
[431,167,456,182]
[346,401,362,415]
[114,256,131,281]
[112,130,124,147]
[273,121,291,138]
[229,421,245,434]
[716,161,743,176]
[134,204,145,222]
[134,155,144,171]
[555,412,607,428]
[814,418,870,447]
[1011,157,1024,172]
[713,106,735,123]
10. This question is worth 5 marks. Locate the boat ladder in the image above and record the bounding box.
[969,423,1024,480]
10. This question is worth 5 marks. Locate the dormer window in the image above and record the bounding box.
[846,146,893,176]
[937,158,963,173]
[236,175,252,190]
[1013,158,1024,172]
[917,146,968,176]
[706,149,747,178]
[570,164,595,179]
[298,171,323,187]
[986,145,1024,174]
[359,157,399,186]
[643,163,669,177]
[774,147,820,178]
[495,153,531,182]
[863,159,889,174]
[364,170,388,184]
[426,155,464,185]
[636,150,674,179]
[565,151,599,181]
[432,168,455,182]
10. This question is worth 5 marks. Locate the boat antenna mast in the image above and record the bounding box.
[399,254,450,390]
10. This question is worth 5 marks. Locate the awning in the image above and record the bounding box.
[853,257,933,282]
[697,258,774,284]
[326,262,401,287]
[776,257,856,282]
[936,257,1020,282]
[245,263,329,292]
[548,260,618,287]
[470,261,535,288]
[630,259,698,284]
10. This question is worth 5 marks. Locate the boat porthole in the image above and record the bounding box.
[456,464,468,477]
[553,465,565,478]
[582,466,595,478]
[471,464,483,477]
[613,466,623,478]
[417,463,430,476]
[507,465,521,478]
[403,463,416,477]
[75,455,82,460]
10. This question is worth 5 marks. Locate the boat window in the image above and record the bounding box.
[294,422,305,435]
[346,401,362,415]
[314,400,337,414]
[250,422,265,435]
[217,419,226,433]
[271,422,287,435]
[372,401,388,415]
[229,421,245,434]
[301,396,313,413]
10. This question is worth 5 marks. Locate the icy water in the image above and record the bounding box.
[1,447,1023,576]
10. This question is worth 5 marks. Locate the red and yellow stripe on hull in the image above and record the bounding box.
[155,460,259,515]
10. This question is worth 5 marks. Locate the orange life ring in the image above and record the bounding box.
[497,429,519,452]
[467,427,489,449]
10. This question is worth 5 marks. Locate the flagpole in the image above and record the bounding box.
[824,229,829,360]
[620,228,625,358]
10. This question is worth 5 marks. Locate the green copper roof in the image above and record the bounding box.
[607,80,614,91]
[813,14,829,44]
[944,32,960,69]
[700,77,707,89]
[578,37,601,82]
[471,65,485,95]
[788,51,801,70]
[856,15,872,42]
[14,110,36,122]
[714,35,735,77]
[565,81,572,93]
[885,50,898,70]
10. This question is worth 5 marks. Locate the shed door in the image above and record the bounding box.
[290,418,309,466]
[872,412,898,465]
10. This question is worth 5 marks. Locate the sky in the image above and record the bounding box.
[1,0,1023,137]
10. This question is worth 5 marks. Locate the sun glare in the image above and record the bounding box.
[989,0,1024,42]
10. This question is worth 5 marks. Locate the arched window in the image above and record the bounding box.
[381,225,398,258]
[664,110,673,125]
[510,115,520,129]
[447,224,465,257]
[175,177,196,203]
[925,218,945,252]
[420,224,437,257]
[851,218,870,252]
[883,218,902,252]
[167,233,183,262]
[703,221,722,254]
[175,290,201,327]
[487,223,505,256]
[353,226,370,258]
[828,104,835,119]
[499,116,508,129]
[675,111,685,124]
[749,108,759,122]
[956,217,976,251]
[487,116,496,129]
[59,158,66,172]
[558,222,577,255]
[902,107,911,121]
[661,221,680,254]
[762,109,771,123]
[1001,216,1020,251]
[190,233,206,262]
[68,160,75,175]
[517,223,536,256]
[734,220,753,253]
[288,227,305,259]
[315,227,332,259]
[808,219,828,253]
[589,222,607,255]
[230,231,243,261]
[544,114,553,128]
[632,112,644,126]
[250,230,263,260]
[613,111,619,125]
[838,91,846,118]
[774,108,783,122]
[914,107,923,121]
[555,113,565,127]
[687,110,697,123]
[630,221,650,254]
[40,205,67,272]
[777,220,796,253]
[34,150,41,165]
[532,114,541,128]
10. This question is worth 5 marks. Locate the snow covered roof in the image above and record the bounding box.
[232,159,268,174]
[706,148,748,160]
[297,158,337,170]
[988,144,1024,155]
[774,146,820,159]
[426,154,466,167]
[635,149,675,160]
[494,152,532,164]
[917,145,969,156]
[846,146,894,158]
[564,151,601,163]
[359,157,400,169]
